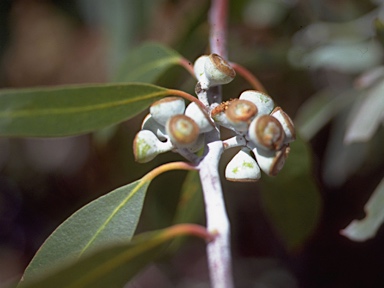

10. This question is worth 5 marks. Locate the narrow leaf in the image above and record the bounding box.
[19,225,210,288]
[173,170,203,225]
[344,79,384,144]
[0,83,167,137]
[22,179,151,281]
[21,162,197,283]
[115,42,183,83]
[295,88,357,141]
[169,170,203,253]
[323,109,368,186]
[260,138,322,251]
[341,177,384,241]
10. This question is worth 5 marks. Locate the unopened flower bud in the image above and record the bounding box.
[166,115,200,148]
[133,130,173,163]
[225,99,258,133]
[141,114,167,141]
[252,145,290,176]
[194,54,236,89]
[186,133,205,152]
[248,115,285,151]
[225,148,261,182]
[239,90,274,116]
[184,102,214,133]
[271,107,296,144]
[194,55,209,83]
[150,97,185,126]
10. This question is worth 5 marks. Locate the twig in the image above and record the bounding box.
[209,0,229,59]
[199,1,234,287]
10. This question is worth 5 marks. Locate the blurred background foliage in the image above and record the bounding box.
[1,0,384,287]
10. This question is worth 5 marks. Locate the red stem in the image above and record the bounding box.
[231,62,268,94]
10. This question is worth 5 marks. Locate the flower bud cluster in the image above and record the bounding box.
[133,97,213,163]
[133,53,296,182]
[213,90,295,182]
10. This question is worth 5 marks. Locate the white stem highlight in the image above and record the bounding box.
[198,129,234,288]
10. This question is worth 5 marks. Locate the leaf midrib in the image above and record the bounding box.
[0,91,167,118]
[78,179,149,258]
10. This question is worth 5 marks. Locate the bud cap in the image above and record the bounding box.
[150,97,185,126]
[166,114,200,148]
[225,148,261,182]
[248,115,285,151]
[239,90,274,116]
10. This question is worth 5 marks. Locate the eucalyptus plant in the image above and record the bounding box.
[0,1,322,287]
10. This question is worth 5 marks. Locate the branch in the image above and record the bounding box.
[198,130,234,288]
[209,0,229,59]
[200,1,234,288]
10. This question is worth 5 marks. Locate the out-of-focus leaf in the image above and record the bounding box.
[0,83,167,137]
[21,179,151,281]
[115,42,183,83]
[374,18,384,48]
[173,170,203,225]
[168,170,203,253]
[260,137,322,251]
[323,109,368,187]
[243,0,291,28]
[341,177,384,241]
[344,78,384,144]
[18,225,209,288]
[295,89,357,140]
[291,41,383,73]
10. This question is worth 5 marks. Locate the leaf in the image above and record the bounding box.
[323,109,368,187]
[168,170,204,253]
[173,170,203,225]
[294,88,357,141]
[260,137,322,251]
[115,42,183,83]
[21,179,151,281]
[0,83,167,137]
[344,78,384,144]
[341,177,384,242]
[302,41,383,73]
[18,225,209,288]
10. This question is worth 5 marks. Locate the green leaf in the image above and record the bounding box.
[294,88,357,141]
[344,78,384,143]
[22,179,151,282]
[115,42,183,83]
[19,225,208,288]
[260,137,322,251]
[168,170,203,253]
[0,83,167,137]
[341,177,384,241]
[173,170,203,225]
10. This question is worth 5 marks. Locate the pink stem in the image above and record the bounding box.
[209,0,229,59]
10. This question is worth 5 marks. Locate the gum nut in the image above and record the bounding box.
[141,114,167,141]
[133,130,164,163]
[185,102,214,133]
[166,114,200,148]
[248,115,285,151]
[271,107,296,144]
[194,55,209,83]
[252,145,290,176]
[225,148,261,182]
[239,90,274,116]
[204,54,236,87]
[211,101,237,131]
[225,99,258,133]
[150,97,185,126]
[187,133,205,152]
